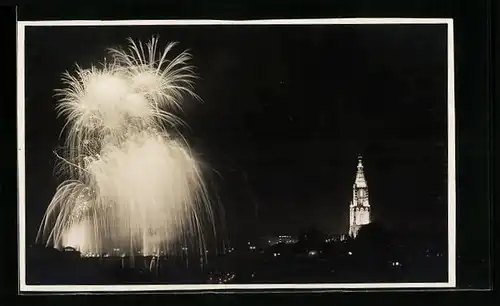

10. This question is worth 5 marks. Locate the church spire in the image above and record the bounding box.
[354,154,367,188]
[349,154,371,238]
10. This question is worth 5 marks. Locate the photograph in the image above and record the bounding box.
[17,18,455,292]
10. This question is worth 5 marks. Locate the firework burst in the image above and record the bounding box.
[36,36,216,258]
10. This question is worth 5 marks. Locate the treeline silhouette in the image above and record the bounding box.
[244,223,448,283]
[26,223,451,285]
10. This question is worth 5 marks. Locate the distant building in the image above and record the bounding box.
[349,155,371,238]
[325,234,347,243]
[268,235,297,246]
[62,246,82,260]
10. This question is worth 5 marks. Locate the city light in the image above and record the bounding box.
[268,234,298,246]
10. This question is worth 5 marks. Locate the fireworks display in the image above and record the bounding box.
[36,36,215,257]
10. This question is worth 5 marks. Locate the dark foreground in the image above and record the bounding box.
[25,224,461,285]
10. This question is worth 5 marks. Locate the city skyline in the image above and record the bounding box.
[23,22,449,246]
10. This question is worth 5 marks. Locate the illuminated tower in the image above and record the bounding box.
[349,155,371,238]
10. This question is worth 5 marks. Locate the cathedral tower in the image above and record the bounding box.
[349,155,371,238]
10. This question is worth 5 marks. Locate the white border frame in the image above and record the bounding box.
[17,18,456,292]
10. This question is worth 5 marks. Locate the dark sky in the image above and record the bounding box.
[24,24,448,244]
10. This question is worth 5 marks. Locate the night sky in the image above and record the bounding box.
[23,24,448,244]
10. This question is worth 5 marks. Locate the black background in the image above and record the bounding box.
[22,24,448,246]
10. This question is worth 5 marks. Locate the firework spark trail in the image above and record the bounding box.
[36,36,216,258]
